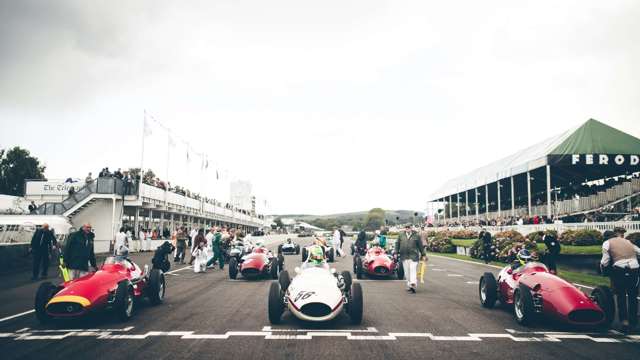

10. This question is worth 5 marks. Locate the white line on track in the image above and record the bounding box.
[447,274,464,277]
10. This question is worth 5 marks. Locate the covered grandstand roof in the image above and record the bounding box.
[430,119,640,200]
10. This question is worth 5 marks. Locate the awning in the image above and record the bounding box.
[430,119,640,200]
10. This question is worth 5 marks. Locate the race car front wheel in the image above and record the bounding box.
[35,282,58,324]
[479,272,497,308]
[396,261,404,280]
[301,248,308,262]
[348,283,363,325]
[229,258,238,280]
[591,286,615,328]
[355,256,364,280]
[513,284,536,326]
[148,269,166,305]
[114,281,135,321]
[270,258,279,279]
[268,281,284,324]
[279,270,291,291]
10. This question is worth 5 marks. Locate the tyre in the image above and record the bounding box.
[591,286,615,328]
[328,248,335,263]
[341,271,352,291]
[397,261,405,280]
[302,248,308,262]
[355,256,364,279]
[277,244,283,255]
[229,257,238,280]
[513,284,536,325]
[352,257,357,273]
[114,281,135,321]
[268,281,284,324]
[270,258,279,279]
[279,270,291,291]
[35,282,57,324]
[479,272,497,308]
[295,245,300,255]
[278,254,285,271]
[147,269,166,305]
[348,283,363,325]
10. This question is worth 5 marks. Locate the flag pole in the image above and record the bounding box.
[139,110,147,196]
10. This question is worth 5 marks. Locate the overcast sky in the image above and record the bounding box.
[1,1,639,215]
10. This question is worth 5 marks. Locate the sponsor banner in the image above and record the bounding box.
[548,154,640,167]
[25,179,82,196]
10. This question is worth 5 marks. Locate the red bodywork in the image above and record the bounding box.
[497,262,605,326]
[238,247,274,279]
[362,247,397,277]
[46,259,146,318]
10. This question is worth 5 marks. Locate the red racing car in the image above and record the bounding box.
[229,246,284,280]
[34,256,166,323]
[479,261,614,327]
[353,246,404,280]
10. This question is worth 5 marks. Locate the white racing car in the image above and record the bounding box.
[268,262,363,324]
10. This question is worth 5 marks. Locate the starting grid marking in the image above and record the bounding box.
[1,327,638,343]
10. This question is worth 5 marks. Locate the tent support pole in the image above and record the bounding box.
[485,184,489,221]
[546,165,552,218]
[456,193,460,221]
[465,190,469,218]
[497,181,501,218]
[527,171,532,216]
[511,175,515,217]
[475,188,479,223]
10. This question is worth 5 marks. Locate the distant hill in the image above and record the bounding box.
[274,209,424,230]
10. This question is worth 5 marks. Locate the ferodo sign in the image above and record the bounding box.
[548,154,640,167]
[25,180,82,196]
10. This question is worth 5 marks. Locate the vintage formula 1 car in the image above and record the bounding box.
[278,239,301,255]
[354,246,404,280]
[479,261,614,327]
[34,256,165,323]
[268,263,363,324]
[229,246,285,280]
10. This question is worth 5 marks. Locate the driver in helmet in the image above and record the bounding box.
[304,245,328,269]
[511,248,532,272]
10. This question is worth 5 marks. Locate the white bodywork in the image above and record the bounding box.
[286,266,344,322]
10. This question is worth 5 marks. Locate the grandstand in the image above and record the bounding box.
[430,119,640,226]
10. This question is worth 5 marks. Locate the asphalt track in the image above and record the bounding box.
[1,235,639,360]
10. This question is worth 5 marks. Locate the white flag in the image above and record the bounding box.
[143,119,153,137]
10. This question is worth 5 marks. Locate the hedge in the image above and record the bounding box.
[559,229,603,246]
[469,230,537,262]
[526,230,558,244]
[425,231,456,253]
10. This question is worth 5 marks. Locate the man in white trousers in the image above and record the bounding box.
[137,228,146,252]
[332,228,344,257]
[395,224,425,293]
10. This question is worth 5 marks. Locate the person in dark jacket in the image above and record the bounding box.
[30,223,57,280]
[480,229,492,264]
[63,224,97,280]
[395,225,425,293]
[543,231,561,274]
[355,230,367,256]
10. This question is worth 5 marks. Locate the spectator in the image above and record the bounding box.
[138,228,146,252]
[30,223,56,280]
[63,223,97,280]
[85,172,93,184]
[113,226,129,255]
[28,201,37,215]
[68,185,75,197]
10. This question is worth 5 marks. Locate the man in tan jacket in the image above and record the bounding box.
[600,227,640,331]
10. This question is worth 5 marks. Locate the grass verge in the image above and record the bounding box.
[451,239,602,256]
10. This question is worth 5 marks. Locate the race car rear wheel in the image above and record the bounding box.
[279,270,291,291]
[295,245,300,255]
[396,261,405,280]
[229,257,238,280]
[114,281,135,321]
[355,256,364,279]
[301,247,308,262]
[341,271,352,291]
[270,258,279,279]
[479,272,497,308]
[513,285,536,326]
[591,286,615,328]
[328,248,335,263]
[148,269,165,305]
[35,282,58,324]
[268,281,284,324]
[348,283,363,325]
[278,254,285,271]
